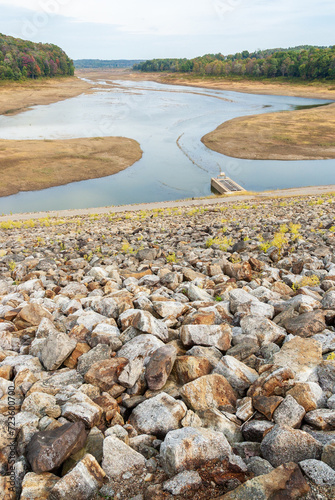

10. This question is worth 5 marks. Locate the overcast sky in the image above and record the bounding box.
[0,0,334,60]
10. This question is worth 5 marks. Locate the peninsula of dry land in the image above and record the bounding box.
[202,102,335,160]
[0,137,142,197]
[0,76,94,116]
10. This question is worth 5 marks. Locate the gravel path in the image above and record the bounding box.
[2,184,335,222]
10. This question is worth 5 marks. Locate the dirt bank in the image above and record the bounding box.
[0,76,94,116]
[0,136,142,197]
[202,102,335,160]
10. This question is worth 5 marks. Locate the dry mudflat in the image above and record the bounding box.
[202,102,335,161]
[0,137,142,197]
[0,76,94,116]
[0,76,142,196]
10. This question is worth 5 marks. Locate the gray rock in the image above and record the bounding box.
[163,470,202,495]
[322,441,335,469]
[49,453,107,499]
[213,355,258,396]
[132,310,169,341]
[187,283,214,302]
[61,392,102,428]
[229,289,274,318]
[129,393,187,438]
[246,456,274,477]
[77,344,111,376]
[39,332,76,371]
[273,395,306,428]
[299,459,335,486]
[242,420,274,442]
[198,408,242,445]
[322,290,335,309]
[240,315,286,345]
[180,324,232,351]
[304,409,335,430]
[260,424,322,467]
[102,435,146,480]
[160,426,232,476]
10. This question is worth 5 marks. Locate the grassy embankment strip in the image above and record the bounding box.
[0,137,142,197]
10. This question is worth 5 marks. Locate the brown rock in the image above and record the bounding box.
[273,337,323,383]
[284,310,326,337]
[63,343,91,369]
[248,366,295,399]
[26,421,87,473]
[218,462,309,499]
[182,311,216,325]
[180,374,237,411]
[93,393,119,415]
[20,472,59,500]
[121,269,152,279]
[174,356,212,385]
[84,358,129,391]
[0,476,16,500]
[49,454,107,500]
[145,345,177,391]
[287,383,322,412]
[271,281,295,297]
[14,303,53,330]
[253,395,284,420]
[68,324,90,342]
[249,257,265,272]
[224,262,252,282]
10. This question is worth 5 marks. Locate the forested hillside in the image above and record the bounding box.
[134,46,335,80]
[0,33,74,81]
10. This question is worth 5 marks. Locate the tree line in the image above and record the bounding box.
[133,46,335,80]
[0,33,74,81]
[74,59,144,69]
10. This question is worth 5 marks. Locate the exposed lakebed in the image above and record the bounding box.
[0,78,333,214]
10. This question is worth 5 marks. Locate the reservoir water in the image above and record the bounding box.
[0,78,333,214]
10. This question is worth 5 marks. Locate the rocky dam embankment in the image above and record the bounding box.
[0,194,335,499]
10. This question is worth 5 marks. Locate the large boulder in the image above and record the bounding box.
[128,392,187,438]
[180,374,237,412]
[26,422,87,473]
[260,425,322,467]
[160,426,232,476]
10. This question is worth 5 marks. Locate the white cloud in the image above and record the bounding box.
[1,0,334,37]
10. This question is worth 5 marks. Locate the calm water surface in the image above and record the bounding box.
[0,79,333,214]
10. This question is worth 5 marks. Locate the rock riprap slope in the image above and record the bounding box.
[0,195,334,499]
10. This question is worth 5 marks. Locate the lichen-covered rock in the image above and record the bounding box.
[160,426,232,475]
[49,454,107,499]
[102,435,146,479]
[128,392,187,438]
[180,374,237,411]
[260,425,322,467]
